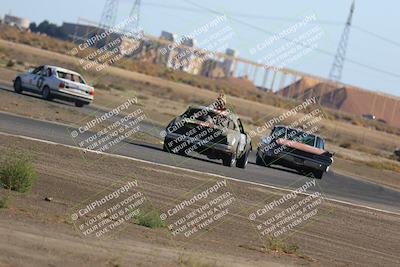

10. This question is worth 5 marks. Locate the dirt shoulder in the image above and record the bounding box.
[0,134,399,267]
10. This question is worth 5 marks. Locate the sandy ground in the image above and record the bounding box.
[0,134,399,267]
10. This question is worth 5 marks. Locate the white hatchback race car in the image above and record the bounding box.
[13,65,94,107]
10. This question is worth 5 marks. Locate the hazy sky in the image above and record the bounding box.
[1,0,399,96]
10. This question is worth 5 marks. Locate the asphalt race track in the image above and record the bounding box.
[1,83,399,214]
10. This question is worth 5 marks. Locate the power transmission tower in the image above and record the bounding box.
[120,0,143,57]
[123,0,142,37]
[329,0,355,81]
[99,0,119,29]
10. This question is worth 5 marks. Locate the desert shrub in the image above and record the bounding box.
[6,59,15,67]
[0,196,12,209]
[264,235,299,254]
[178,255,220,267]
[0,151,37,193]
[340,142,352,149]
[131,209,165,228]
[93,83,110,91]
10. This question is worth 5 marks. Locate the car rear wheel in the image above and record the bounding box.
[13,78,23,93]
[75,101,85,107]
[163,141,169,152]
[236,151,249,169]
[42,86,52,100]
[163,139,174,153]
[256,154,273,167]
[163,139,187,156]
[256,154,265,166]
[312,170,324,179]
[222,153,236,167]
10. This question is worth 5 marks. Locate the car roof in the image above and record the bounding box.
[44,65,81,76]
[188,105,238,120]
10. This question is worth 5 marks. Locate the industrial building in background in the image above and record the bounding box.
[200,48,238,78]
[2,14,29,30]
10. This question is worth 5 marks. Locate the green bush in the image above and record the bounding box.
[132,209,165,228]
[0,152,36,193]
[0,196,12,208]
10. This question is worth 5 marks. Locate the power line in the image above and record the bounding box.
[181,0,400,79]
[142,1,400,49]
[142,2,344,25]
[352,25,400,48]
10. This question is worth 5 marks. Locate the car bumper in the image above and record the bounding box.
[259,148,331,172]
[51,88,93,103]
[279,152,330,171]
[165,132,233,154]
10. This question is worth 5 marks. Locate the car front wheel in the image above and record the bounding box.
[236,151,249,169]
[13,78,23,93]
[222,153,236,167]
[312,170,324,179]
[42,86,52,100]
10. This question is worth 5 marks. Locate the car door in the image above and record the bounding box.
[22,66,43,90]
[34,66,50,92]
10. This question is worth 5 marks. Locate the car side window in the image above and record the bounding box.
[316,137,325,149]
[32,66,44,75]
[272,126,286,139]
[237,119,245,134]
[78,76,86,84]
[40,68,48,77]
[227,119,236,130]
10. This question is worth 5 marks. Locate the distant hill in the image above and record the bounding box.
[277,77,400,128]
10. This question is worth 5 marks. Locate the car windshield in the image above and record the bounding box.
[184,108,233,128]
[287,129,316,146]
[57,71,86,84]
[272,126,286,139]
